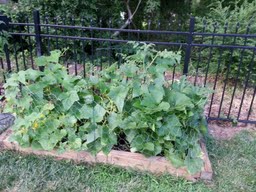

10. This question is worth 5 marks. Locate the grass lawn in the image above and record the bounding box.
[0,131,255,192]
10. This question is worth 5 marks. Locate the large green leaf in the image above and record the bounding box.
[17,96,33,110]
[25,69,42,81]
[157,102,170,111]
[17,71,26,84]
[141,84,164,107]
[149,84,164,103]
[27,84,44,99]
[47,50,61,63]
[38,129,66,150]
[120,63,139,77]
[124,130,137,143]
[168,91,194,111]
[63,115,77,127]
[185,156,204,174]
[108,85,129,112]
[158,115,182,137]
[86,127,101,144]
[69,138,82,150]
[132,81,143,98]
[120,115,138,129]
[89,75,99,85]
[79,104,106,123]
[101,126,117,154]
[41,73,57,85]
[107,112,122,130]
[144,142,154,151]
[130,134,146,152]
[165,149,184,168]
[62,90,79,111]
[35,56,47,67]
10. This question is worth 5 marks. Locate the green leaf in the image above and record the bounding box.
[89,75,99,84]
[141,84,164,107]
[149,84,164,104]
[25,69,42,81]
[69,138,82,150]
[101,126,117,154]
[141,93,157,108]
[86,128,101,144]
[17,96,33,110]
[165,150,184,168]
[152,101,170,112]
[120,116,137,129]
[31,140,43,150]
[108,112,122,130]
[158,115,182,137]
[185,156,203,174]
[108,85,129,112]
[27,84,44,99]
[94,104,106,122]
[35,56,48,67]
[144,142,154,151]
[42,103,55,111]
[124,130,137,143]
[132,81,142,98]
[86,139,102,155]
[41,73,57,85]
[168,91,194,111]
[199,118,208,135]
[47,50,61,63]
[17,71,26,84]
[84,95,94,104]
[38,135,57,151]
[120,63,138,77]
[130,135,146,151]
[63,116,77,127]
[62,90,79,111]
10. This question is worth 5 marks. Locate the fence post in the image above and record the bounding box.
[33,10,43,71]
[183,16,195,75]
[0,15,11,73]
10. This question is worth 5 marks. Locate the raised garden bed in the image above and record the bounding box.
[0,128,213,181]
[1,46,214,182]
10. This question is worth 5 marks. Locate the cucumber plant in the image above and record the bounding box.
[3,43,210,174]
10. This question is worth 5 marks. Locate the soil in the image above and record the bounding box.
[208,122,256,140]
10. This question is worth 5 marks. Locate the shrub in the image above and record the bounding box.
[3,43,210,174]
[194,0,256,85]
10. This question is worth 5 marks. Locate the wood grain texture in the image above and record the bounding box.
[200,140,213,180]
[0,129,213,181]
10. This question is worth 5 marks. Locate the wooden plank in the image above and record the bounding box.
[200,140,213,180]
[0,129,212,181]
[0,128,11,149]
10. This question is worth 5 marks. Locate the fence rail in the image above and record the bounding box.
[0,10,256,125]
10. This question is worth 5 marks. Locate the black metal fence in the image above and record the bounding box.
[0,10,256,125]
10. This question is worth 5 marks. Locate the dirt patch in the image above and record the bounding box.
[208,123,256,140]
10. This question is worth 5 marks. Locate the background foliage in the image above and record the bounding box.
[2,0,256,84]
[193,0,256,85]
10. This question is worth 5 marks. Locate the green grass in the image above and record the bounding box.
[0,131,255,192]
